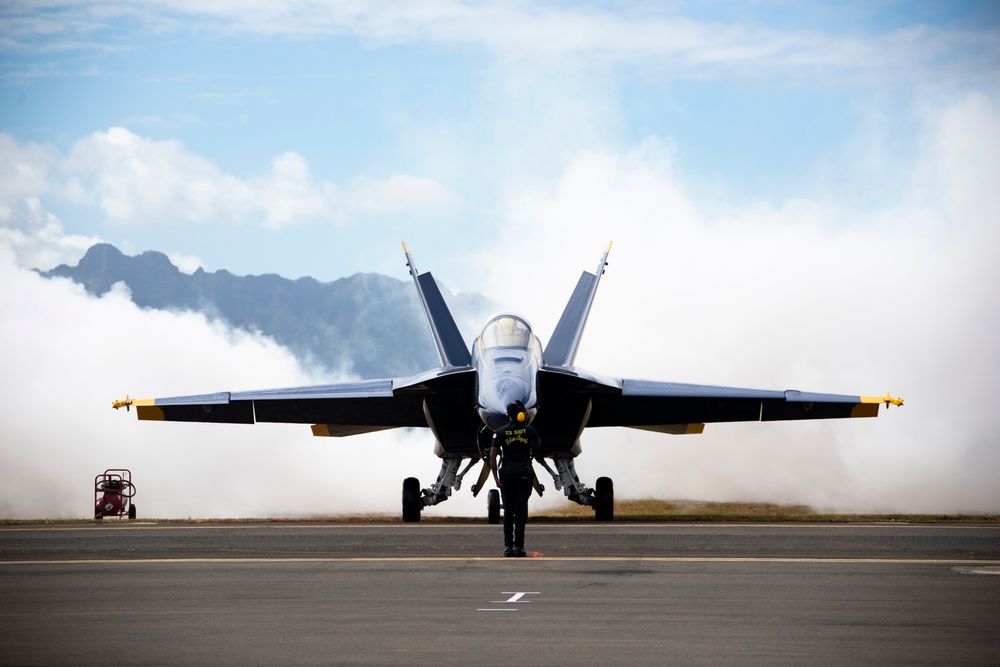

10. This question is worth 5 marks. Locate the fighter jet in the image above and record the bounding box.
[114,242,903,522]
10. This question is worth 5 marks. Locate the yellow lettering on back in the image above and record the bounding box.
[505,427,529,447]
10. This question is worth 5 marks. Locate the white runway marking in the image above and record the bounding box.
[479,591,541,612]
[497,592,539,603]
[3,557,1000,566]
[952,565,1000,575]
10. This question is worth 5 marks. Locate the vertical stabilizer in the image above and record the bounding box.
[403,242,471,368]
[543,242,612,367]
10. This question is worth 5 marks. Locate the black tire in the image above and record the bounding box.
[594,476,614,522]
[402,477,422,523]
[128,504,137,520]
[487,489,501,524]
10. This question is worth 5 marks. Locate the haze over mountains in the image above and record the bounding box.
[42,244,493,379]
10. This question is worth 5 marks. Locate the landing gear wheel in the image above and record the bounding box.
[487,489,501,524]
[128,504,137,520]
[402,477,422,523]
[595,476,614,522]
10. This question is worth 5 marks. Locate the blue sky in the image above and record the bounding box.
[4,1,997,280]
[2,1,999,518]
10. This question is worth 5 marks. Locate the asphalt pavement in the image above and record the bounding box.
[2,522,999,665]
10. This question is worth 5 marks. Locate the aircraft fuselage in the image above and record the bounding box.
[472,313,541,430]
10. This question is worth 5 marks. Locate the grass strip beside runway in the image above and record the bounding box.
[3,500,998,525]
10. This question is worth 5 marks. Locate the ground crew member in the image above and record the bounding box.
[490,401,541,557]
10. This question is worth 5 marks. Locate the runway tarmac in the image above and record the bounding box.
[2,522,999,665]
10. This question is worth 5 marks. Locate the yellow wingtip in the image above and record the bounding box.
[113,396,156,411]
[861,393,904,407]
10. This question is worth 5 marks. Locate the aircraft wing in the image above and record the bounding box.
[114,244,482,446]
[537,367,902,436]
[113,368,476,438]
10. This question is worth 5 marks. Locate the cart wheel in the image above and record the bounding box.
[128,504,137,520]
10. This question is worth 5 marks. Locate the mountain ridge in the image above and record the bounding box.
[41,243,493,378]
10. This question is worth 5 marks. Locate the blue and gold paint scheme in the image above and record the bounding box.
[114,242,904,520]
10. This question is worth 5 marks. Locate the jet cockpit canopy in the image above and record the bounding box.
[480,314,535,350]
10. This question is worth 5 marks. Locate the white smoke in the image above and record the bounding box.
[467,93,1000,514]
[1,92,998,518]
[0,249,468,519]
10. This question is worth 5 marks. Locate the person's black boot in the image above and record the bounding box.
[514,546,526,557]
[504,546,514,557]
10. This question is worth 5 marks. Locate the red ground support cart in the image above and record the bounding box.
[94,469,137,520]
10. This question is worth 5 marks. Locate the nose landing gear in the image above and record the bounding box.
[487,489,501,524]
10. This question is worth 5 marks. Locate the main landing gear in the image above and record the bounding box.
[402,454,614,522]
[535,456,614,521]
[402,477,422,522]
[402,455,489,523]
[594,476,614,522]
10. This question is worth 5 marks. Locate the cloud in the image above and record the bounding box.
[464,93,1000,513]
[0,209,102,272]
[0,246,477,519]
[0,128,456,233]
[246,152,456,228]
[0,133,104,270]
[166,250,206,274]
[0,134,55,205]
[59,128,250,225]
[6,2,998,87]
